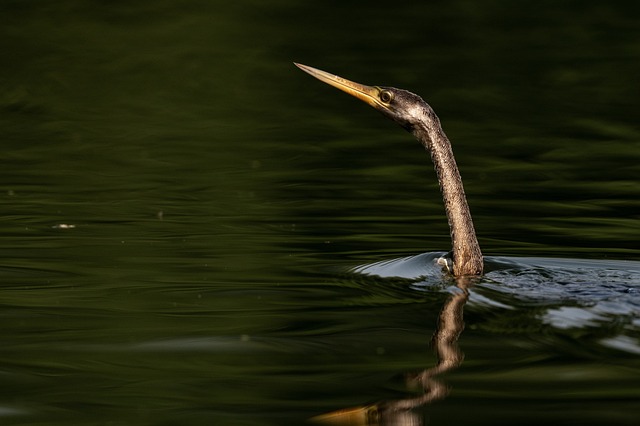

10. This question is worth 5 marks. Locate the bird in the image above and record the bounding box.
[295,63,483,277]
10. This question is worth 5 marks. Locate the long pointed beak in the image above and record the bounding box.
[294,63,383,109]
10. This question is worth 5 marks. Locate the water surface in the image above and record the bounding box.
[1,1,639,425]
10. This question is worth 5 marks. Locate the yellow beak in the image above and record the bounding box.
[294,63,384,110]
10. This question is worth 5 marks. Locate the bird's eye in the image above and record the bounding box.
[380,90,393,104]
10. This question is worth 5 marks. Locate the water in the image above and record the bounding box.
[1,1,639,425]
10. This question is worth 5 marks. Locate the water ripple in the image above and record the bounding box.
[351,253,640,336]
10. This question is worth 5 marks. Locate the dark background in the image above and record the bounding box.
[1,1,639,425]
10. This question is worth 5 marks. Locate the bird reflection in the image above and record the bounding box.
[312,277,472,426]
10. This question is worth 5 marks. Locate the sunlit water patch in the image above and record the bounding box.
[352,253,640,348]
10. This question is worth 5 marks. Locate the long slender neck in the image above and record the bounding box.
[413,122,483,276]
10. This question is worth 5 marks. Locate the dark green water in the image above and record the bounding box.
[2,1,639,425]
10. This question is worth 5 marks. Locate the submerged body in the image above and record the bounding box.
[295,63,483,276]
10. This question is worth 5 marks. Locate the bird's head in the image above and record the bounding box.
[294,63,438,133]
